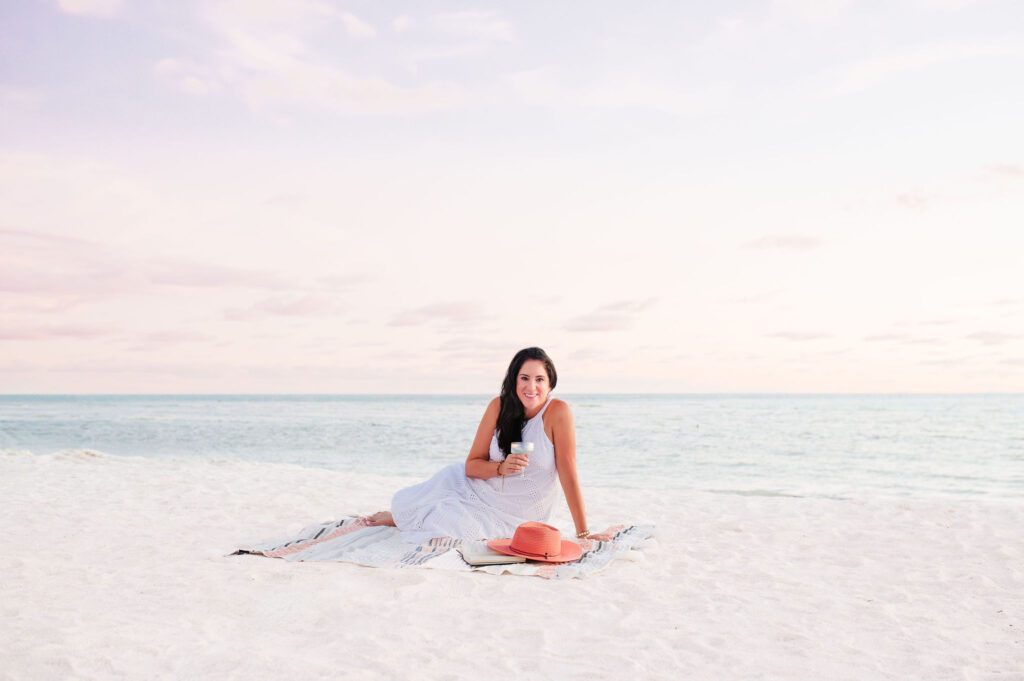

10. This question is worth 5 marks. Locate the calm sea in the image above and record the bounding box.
[1,394,1021,501]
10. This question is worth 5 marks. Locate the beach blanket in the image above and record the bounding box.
[233,517,654,580]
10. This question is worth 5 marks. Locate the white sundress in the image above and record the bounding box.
[390,398,560,543]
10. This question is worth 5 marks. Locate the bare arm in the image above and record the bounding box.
[465,397,505,479]
[548,399,588,537]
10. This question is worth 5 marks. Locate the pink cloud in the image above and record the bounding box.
[988,163,1024,178]
[564,299,657,333]
[739,235,823,251]
[140,330,213,343]
[765,331,833,341]
[147,259,288,289]
[224,296,334,321]
[966,331,1023,345]
[0,324,110,340]
[1,229,292,312]
[389,301,490,328]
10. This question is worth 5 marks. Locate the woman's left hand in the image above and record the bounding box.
[581,529,614,541]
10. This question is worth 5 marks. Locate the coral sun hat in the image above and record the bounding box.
[486,522,583,563]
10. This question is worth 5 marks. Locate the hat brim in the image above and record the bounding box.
[486,538,583,563]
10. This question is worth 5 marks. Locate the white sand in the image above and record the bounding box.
[1,450,1022,681]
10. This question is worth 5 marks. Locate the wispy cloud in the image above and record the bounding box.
[773,0,853,21]
[864,333,909,342]
[895,191,929,213]
[766,331,832,341]
[725,291,780,304]
[1,229,291,315]
[739,235,823,251]
[153,1,460,116]
[508,66,732,115]
[832,41,1024,94]
[966,331,1023,345]
[57,0,123,17]
[564,299,657,333]
[0,324,109,340]
[0,86,43,111]
[432,10,515,42]
[920,356,975,366]
[393,15,413,33]
[339,11,377,38]
[224,296,334,321]
[147,259,287,289]
[988,163,1024,178]
[143,330,211,343]
[389,301,490,328]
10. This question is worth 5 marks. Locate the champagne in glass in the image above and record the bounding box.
[510,441,534,479]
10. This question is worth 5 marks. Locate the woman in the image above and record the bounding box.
[364,347,594,542]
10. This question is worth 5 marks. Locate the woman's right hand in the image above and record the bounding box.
[502,453,529,475]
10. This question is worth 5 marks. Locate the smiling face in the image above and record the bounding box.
[516,359,551,413]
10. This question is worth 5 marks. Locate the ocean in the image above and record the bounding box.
[1,394,1021,501]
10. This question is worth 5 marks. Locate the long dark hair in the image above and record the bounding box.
[496,347,558,456]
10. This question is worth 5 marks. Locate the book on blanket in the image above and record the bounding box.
[459,540,528,566]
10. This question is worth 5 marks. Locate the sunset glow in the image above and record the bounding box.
[2,1,1023,393]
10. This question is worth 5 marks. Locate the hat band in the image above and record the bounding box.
[512,547,556,559]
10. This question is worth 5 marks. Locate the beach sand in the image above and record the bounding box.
[1,450,1021,680]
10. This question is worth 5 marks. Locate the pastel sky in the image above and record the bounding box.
[2,0,1023,393]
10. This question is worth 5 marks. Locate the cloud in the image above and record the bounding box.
[507,67,733,115]
[895,191,929,212]
[389,301,489,328]
[153,58,223,97]
[433,10,514,42]
[564,299,657,333]
[147,259,287,289]
[316,274,371,291]
[1000,358,1024,366]
[57,0,123,16]
[224,296,334,321]
[0,229,290,311]
[0,86,43,111]
[0,324,109,340]
[832,41,1024,94]
[739,235,822,251]
[966,331,1023,346]
[139,330,213,344]
[726,291,780,304]
[773,0,853,21]
[393,15,413,33]
[153,2,460,116]
[864,333,908,342]
[920,356,975,366]
[765,331,832,341]
[988,163,1024,178]
[338,12,377,38]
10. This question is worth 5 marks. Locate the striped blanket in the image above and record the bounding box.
[234,517,654,579]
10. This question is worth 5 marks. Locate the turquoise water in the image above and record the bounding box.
[1,394,1021,500]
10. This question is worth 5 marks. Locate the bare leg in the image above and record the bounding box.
[363,510,396,527]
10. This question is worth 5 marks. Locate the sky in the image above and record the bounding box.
[1,0,1023,394]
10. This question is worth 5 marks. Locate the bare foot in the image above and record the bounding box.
[364,510,396,527]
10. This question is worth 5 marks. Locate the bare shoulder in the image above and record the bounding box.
[479,396,501,423]
[545,398,574,423]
